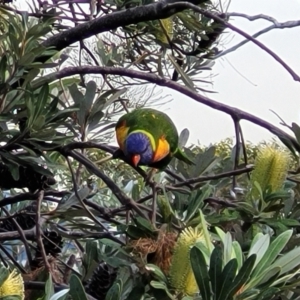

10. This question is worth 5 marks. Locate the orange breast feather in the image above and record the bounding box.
[116,121,129,151]
[152,135,170,162]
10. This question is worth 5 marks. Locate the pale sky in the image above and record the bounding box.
[163,0,300,146]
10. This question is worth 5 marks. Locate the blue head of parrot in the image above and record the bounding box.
[124,132,153,166]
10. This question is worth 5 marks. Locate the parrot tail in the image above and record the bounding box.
[174,148,194,165]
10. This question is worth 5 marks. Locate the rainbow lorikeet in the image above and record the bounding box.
[115,108,194,169]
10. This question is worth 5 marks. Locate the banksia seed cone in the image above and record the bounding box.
[250,146,289,199]
[85,262,117,299]
[169,227,204,296]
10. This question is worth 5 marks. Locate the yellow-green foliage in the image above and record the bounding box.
[155,18,174,44]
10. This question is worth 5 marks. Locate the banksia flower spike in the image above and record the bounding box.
[0,267,25,300]
[250,145,290,199]
[169,227,204,296]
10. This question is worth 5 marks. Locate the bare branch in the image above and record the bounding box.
[33,66,300,153]
[163,2,300,81]
[35,190,51,272]
[217,15,300,58]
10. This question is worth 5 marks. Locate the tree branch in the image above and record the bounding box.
[33,66,300,153]
[163,2,300,81]
[217,16,300,58]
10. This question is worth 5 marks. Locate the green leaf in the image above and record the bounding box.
[145,264,168,283]
[224,254,256,300]
[0,296,23,300]
[252,230,292,278]
[209,247,222,297]
[149,281,174,299]
[178,128,190,148]
[217,259,238,300]
[168,54,195,91]
[133,216,155,234]
[185,185,211,223]
[69,83,84,106]
[223,232,233,265]
[103,88,127,109]
[126,225,152,239]
[264,190,291,202]
[18,52,36,66]
[291,122,300,145]
[248,233,270,268]
[105,279,123,300]
[83,240,99,279]
[84,80,97,113]
[257,287,280,300]
[272,245,300,274]
[190,246,210,300]
[69,274,88,300]
[56,187,90,211]
[245,266,281,290]
[232,241,243,271]
[44,274,55,300]
[126,283,145,300]
[88,110,105,132]
[49,289,70,300]
[0,267,9,286]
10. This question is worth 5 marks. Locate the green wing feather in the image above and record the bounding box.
[174,148,194,165]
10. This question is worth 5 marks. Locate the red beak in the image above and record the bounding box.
[131,154,140,167]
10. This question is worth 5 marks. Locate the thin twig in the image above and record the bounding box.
[163,3,300,81]
[1,207,33,269]
[66,156,110,232]
[33,66,300,154]
[63,149,149,219]
[35,190,50,272]
[173,166,254,187]
[232,117,240,189]
[0,240,27,273]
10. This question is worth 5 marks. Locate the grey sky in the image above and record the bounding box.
[163,0,300,146]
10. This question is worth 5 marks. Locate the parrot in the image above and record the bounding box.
[115,108,194,170]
